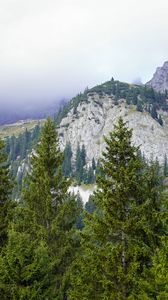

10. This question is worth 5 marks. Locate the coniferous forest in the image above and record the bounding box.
[0,117,167,299]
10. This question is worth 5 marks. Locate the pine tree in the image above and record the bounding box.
[75,144,86,184]
[86,167,95,184]
[150,237,168,298]
[158,114,163,126]
[0,118,79,299]
[164,154,168,176]
[68,118,165,299]
[62,142,72,177]
[126,94,131,105]
[75,144,83,183]
[92,157,96,170]
[0,210,53,300]
[81,144,86,168]
[76,192,84,230]
[137,100,143,112]
[151,104,158,119]
[0,138,14,249]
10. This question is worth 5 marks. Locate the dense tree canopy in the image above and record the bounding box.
[0,118,80,299]
[0,117,167,299]
[68,118,166,299]
[0,138,14,250]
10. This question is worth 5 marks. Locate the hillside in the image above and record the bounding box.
[4,72,168,200]
[0,119,44,139]
[56,79,168,165]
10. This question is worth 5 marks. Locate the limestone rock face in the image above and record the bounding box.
[57,93,168,165]
[146,61,168,92]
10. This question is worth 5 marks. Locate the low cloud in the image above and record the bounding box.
[0,0,168,109]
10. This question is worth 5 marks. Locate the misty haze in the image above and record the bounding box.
[1,0,168,124]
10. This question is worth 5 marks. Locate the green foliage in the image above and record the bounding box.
[0,138,14,249]
[148,237,168,299]
[5,124,41,162]
[4,124,42,200]
[137,100,143,112]
[164,154,168,176]
[0,118,80,299]
[54,93,88,126]
[85,195,96,214]
[54,80,168,128]
[68,118,166,299]
[74,144,96,184]
[92,157,96,170]
[76,192,84,230]
[62,143,72,177]
[151,104,158,120]
[158,114,163,126]
[74,144,87,184]
[85,167,95,184]
[0,214,53,300]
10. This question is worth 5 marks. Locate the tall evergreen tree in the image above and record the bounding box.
[62,142,72,177]
[136,100,143,112]
[0,138,14,249]
[0,118,79,299]
[92,157,96,170]
[69,118,165,299]
[75,144,86,184]
[81,145,86,167]
[151,104,158,120]
[164,154,168,176]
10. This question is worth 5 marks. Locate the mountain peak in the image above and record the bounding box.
[146,61,168,92]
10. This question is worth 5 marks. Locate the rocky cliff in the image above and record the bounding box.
[146,61,168,92]
[57,91,168,165]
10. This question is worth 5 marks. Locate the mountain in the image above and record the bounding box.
[56,79,168,165]
[4,70,168,200]
[146,61,168,92]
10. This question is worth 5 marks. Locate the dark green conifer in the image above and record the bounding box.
[151,104,158,119]
[92,157,96,170]
[0,118,79,299]
[158,114,163,126]
[62,142,72,177]
[164,154,168,177]
[75,144,86,184]
[0,138,14,249]
[137,100,143,112]
[69,118,165,299]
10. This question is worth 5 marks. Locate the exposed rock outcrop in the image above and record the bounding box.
[57,93,168,165]
[146,61,168,92]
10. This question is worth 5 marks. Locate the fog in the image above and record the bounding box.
[1,0,168,112]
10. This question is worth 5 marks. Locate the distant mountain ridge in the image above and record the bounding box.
[0,99,68,125]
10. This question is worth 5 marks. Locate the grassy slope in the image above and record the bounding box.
[0,119,45,139]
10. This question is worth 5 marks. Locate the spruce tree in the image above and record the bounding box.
[150,237,168,298]
[0,138,14,249]
[0,118,79,299]
[136,100,143,112]
[69,118,165,299]
[81,144,86,167]
[62,142,72,177]
[75,144,84,184]
[92,158,96,170]
[163,154,168,177]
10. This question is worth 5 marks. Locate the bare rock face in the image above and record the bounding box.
[57,93,168,165]
[146,61,168,92]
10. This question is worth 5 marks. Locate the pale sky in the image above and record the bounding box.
[0,0,168,107]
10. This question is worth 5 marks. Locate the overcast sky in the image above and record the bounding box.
[1,0,168,107]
